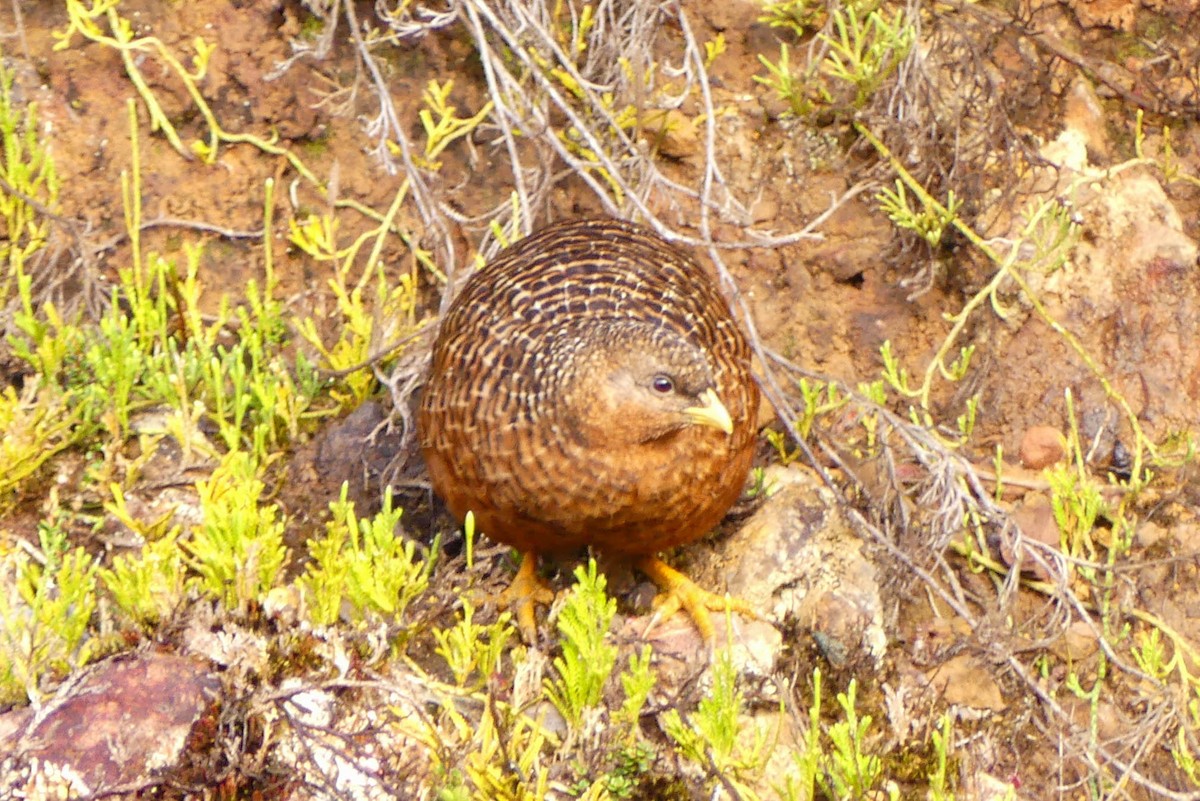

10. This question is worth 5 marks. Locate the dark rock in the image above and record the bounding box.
[0,652,220,796]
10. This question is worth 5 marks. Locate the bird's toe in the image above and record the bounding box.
[497,552,555,645]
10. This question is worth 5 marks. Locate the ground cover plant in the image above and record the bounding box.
[2,0,1200,798]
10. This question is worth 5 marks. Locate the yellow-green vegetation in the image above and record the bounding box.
[413,79,495,171]
[543,561,619,727]
[3,0,1200,796]
[291,195,423,406]
[301,486,432,627]
[0,0,432,705]
[0,63,57,298]
[400,564,959,800]
[663,648,770,795]
[56,0,321,177]
[0,386,80,512]
[756,0,913,116]
[754,0,1200,794]
[0,514,99,704]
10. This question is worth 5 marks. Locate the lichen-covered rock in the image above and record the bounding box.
[719,464,887,668]
[0,652,220,797]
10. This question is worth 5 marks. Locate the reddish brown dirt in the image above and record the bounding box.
[5,0,1200,796]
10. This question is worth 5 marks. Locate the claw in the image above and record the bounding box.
[498,552,555,645]
[634,555,756,643]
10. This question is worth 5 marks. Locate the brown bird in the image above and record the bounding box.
[418,218,760,643]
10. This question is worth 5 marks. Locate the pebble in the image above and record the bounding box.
[1019,426,1065,469]
[640,109,699,160]
[1049,620,1101,662]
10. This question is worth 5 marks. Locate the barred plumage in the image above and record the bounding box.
[418,218,760,642]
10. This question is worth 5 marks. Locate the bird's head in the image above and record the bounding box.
[552,320,735,445]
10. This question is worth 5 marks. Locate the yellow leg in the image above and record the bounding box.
[634,556,756,643]
[498,552,555,645]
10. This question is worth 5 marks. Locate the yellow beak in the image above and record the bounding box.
[684,388,734,435]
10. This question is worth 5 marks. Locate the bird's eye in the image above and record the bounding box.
[651,375,674,394]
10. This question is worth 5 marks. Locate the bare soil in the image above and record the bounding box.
[5,0,1200,797]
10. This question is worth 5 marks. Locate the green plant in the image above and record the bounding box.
[434,599,513,688]
[778,669,909,801]
[783,667,825,801]
[755,43,819,118]
[855,96,1200,796]
[10,111,329,462]
[766,377,850,463]
[1131,627,1171,682]
[820,678,883,799]
[184,451,288,614]
[0,386,82,513]
[877,181,962,249]
[879,338,977,439]
[927,713,955,801]
[293,186,423,409]
[755,2,915,117]
[615,645,655,737]
[0,514,101,703]
[415,666,556,801]
[544,560,618,727]
[1174,688,1200,782]
[704,33,726,69]
[605,741,656,798]
[0,53,365,708]
[1134,109,1200,191]
[299,485,433,627]
[513,11,649,207]
[759,0,822,36]
[99,506,186,628]
[662,648,767,796]
[55,0,322,181]
[412,80,494,170]
[0,56,59,298]
[819,5,914,109]
[462,702,553,800]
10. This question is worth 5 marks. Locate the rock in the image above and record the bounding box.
[270,668,438,801]
[697,0,765,33]
[756,88,794,122]
[640,109,700,160]
[738,709,807,798]
[1135,520,1170,549]
[966,772,1026,801]
[719,465,887,667]
[313,400,399,511]
[1063,0,1137,31]
[614,611,782,695]
[984,121,1200,454]
[281,400,402,553]
[908,617,974,665]
[1011,494,1060,549]
[1019,425,1065,469]
[1049,620,1101,662]
[750,197,779,225]
[1001,493,1060,582]
[924,653,1007,711]
[1022,167,1200,439]
[0,653,220,797]
[1062,76,1110,162]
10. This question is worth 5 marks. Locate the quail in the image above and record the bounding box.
[418,218,760,642]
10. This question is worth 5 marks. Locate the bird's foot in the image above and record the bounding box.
[497,552,555,645]
[634,555,756,644]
